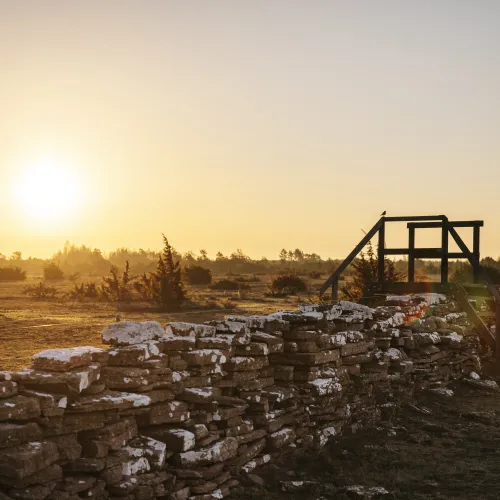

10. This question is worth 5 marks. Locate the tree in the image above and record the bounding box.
[279,249,288,263]
[135,235,186,311]
[341,241,405,300]
[10,251,22,261]
[294,249,304,262]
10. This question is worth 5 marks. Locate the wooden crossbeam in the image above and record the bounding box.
[384,215,446,222]
[407,220,484,228]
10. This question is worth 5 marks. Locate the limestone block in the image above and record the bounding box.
[102,321,164,346]
[175,437,238,467]
[0,441,59,479]
[0,422,41,449]
[0,395,40,421]
[165,323,217,338]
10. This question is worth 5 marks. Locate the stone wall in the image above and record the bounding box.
[0,294,484,500]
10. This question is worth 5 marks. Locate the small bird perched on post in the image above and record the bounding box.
[380,211,387,217]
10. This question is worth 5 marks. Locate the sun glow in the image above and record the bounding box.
[13,158,83,224]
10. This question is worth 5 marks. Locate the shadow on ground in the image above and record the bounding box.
[233,382,500,499]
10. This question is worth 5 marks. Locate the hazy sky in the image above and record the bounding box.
[1,1,499,260]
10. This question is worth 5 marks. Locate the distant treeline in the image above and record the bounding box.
[1,241,500,281]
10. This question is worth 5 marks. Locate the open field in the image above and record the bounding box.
[0,273,326,371]
[233,381,500,500]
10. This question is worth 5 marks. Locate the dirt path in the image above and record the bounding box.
[233,382,500,499]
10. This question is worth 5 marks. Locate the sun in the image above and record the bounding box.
[13,158,83,224]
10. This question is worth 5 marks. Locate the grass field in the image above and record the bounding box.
[0,274,325,371]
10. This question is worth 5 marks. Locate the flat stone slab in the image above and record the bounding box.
[13,365,101,396]
[0,422,42,449]
[165,323,217,338]
[0,441,59,479]
[175,437,238,467]
[0,395,41,421]
[102,321,164,346]
[31,347,98,372]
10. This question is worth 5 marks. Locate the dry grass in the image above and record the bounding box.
[0,274,323,371]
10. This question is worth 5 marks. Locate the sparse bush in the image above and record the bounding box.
[209,279,250,291]
[183,266,212,285]
[100,261,134,302]
[309,271,322,279]
[0,266,27,281]
[43,262,65,280]
[269,273,307,296]
[68,281,99,299]
[22,282,58,299]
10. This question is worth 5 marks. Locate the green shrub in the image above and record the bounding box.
[269,274,307,296]
[183,266,212,285]
[0,266,26,281]
[43,262,65,280]
[209,279,250,291]
[22,282,58,299]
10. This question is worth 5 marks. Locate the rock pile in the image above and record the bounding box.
[0,293,483,499]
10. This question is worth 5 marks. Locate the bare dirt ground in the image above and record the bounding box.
[0,275,323,371]
[232,381,500,500]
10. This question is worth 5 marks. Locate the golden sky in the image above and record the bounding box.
[1,1,499,260]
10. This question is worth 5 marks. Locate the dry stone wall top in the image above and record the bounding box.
[0,293,485,500]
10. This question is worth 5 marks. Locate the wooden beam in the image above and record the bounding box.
[441,219,449,283]
[473,226,481,284]
[384,248,443,258]
[407,220,484,229]
[320,218,384,296]
[331,281,338,302]
[408,226,415,283]
[377,219,385,283]
[384,215,446,222]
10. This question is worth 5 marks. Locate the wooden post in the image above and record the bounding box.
[377,220,385,283]
[408,226,415,283]
[496,299,500,365]
[331,280,338,303]
[473,226,481,283]
[441,220,449,284]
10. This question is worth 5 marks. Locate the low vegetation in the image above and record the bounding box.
[43,262,65,280]
[209,279,250,291]
[268,273,308,296]
[22,281,58,299]
[0,266,26,281]
[183,265,212,285]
